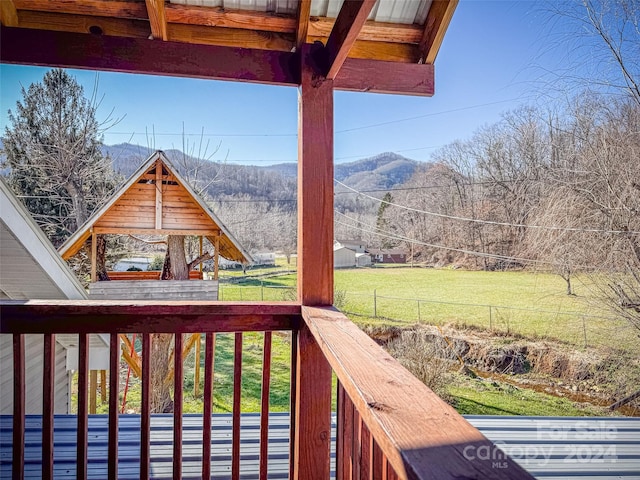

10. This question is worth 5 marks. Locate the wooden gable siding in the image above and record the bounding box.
[94,161,216,233]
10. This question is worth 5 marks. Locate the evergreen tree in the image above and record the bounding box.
[2,69,117,247]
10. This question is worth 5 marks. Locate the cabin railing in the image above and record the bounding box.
[1,300,531,479]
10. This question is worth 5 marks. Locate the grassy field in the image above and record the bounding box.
[220,266,631,351]
[93,266,632,417]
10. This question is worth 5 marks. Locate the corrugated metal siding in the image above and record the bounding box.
[0,335,69,415]
[169,0,298,15]
[310,0,433,24]
[169,0,432,24]
[2,414,638,479]
[465,416,640,480]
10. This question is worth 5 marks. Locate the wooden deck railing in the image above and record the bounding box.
[1,300,532,479]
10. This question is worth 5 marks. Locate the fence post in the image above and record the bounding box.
[489,306,492,331]
[582,317,588,348]
[373,289,377,318]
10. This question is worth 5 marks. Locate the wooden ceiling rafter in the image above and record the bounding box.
[0,0,18,26]
[295,0,312,49]
[166,3,296,33]
[16,10,151,38]
[309,17,423,44]
[145,0,168,41]
[419,0,458,64]
[324,0,377,79]
[12,0,148,21]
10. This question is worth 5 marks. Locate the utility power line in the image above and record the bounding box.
[334,210,602,269]
[335,179,640,235]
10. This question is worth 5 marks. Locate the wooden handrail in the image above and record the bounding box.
[301,306,534,480]
[0,300,300,334]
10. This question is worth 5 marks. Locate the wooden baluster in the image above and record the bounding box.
[90,370,98,414]
[360,421,372,480]
[259,332,272,480]
[288,329,298,480]
[13,334,25,480]
[232,333,243,480]
[352,410,361,480]
[108,335,120,480]
[202,333,216,480]
[336,382,345,480]
[372,439,385,480]
[42,334,55,480]
[77,334,89,480]
[174,333,183,480]
[141,334,151,479]
[386,463,399,480]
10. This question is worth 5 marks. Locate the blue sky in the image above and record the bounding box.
[0,1,568,166]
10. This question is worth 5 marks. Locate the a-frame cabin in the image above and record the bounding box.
[58,151,251,297]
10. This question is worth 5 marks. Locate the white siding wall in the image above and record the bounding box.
[0,334,69,414]
[334,248,356,268]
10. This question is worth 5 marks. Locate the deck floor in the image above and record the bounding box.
[1,414,639,479]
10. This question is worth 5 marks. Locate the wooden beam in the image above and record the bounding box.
[145,0,167,41]
[90,229,97,283]
[166,3,295,33]
[0,300,300,334]
[295,0,312,48]
[309,35,420,63]
[292,320,332,479]
[419,0,458,64]
[16,10,151,38]
[324,0,377,79]
[302,306,534,479]
[309,17,423,44]
[0,0,18,26]
[297,43,333,305]
[155,160,163,229]
[13,0,148,19]
[0,26,300,86]
[167,23,294,51]
[335,58,434,96]
[94,227,219,236]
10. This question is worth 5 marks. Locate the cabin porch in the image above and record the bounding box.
[1,302,536,479]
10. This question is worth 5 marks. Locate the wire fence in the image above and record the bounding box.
[218,283,635,350]
[341,291,633,350]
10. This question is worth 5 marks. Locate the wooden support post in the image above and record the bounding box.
[90,229,97,283]
[194,334,201,397]
[214,236,220,281]
[100,370,107,404]
[292,321,332,479]
[297,42,334,306]
[199,236,204,273]
[155,160,163,230]
[90,370,97,414]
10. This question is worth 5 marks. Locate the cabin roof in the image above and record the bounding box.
[58,151,252,264]
[0,179,87,301]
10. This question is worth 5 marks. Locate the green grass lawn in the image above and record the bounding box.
[447,374,612,416]
[220,267,630,351]
[93,267,631,417]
